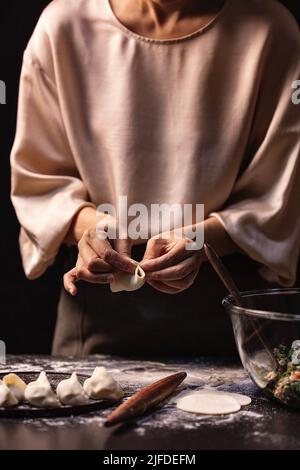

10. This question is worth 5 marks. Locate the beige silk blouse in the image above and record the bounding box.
[11,0,300,285]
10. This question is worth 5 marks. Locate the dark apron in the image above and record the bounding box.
[52,245,275,357]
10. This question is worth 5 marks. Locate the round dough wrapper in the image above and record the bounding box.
[177,393,241,415]
[190,389,251,406]
[223,392,251,406]
[169,388,194,404]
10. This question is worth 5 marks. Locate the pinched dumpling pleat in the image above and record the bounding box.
[24,371,60,408]
[83,367,124,400]
[56,373,89,406]
[2,373,27,403]
[110,265,146,293]
[0,380,19,408]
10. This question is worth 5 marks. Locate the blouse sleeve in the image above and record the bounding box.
[11,52,95,279]
[210,23,300,287]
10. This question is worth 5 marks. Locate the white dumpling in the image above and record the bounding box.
[0,381,18,407]
[24,372,60,408]
[110,265,145,293]
[2,373,27,403]
[56,373,89,406]
[83,367,124,400]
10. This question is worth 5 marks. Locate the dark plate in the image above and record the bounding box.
[0,371,118,418]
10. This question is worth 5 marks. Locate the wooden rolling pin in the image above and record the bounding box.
[105,371,187,427]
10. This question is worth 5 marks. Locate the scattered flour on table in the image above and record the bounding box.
[18,407,264,437]
[1,356,267,438]
[133,404,264,436]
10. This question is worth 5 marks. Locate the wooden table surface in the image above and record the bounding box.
[0,355,299,450]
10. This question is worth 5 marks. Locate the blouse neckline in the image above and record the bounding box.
[104,0,232,45]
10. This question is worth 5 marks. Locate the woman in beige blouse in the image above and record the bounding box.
[11,0,300,356]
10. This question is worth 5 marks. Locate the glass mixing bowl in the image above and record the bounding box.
[223,288,300,409]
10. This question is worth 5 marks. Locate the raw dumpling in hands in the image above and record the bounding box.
[83,367,124,400]
[0,380,18,407]
[25,372,60,408]
[110,264,145,293]
[2,373,27,403]
[56,373,89,406]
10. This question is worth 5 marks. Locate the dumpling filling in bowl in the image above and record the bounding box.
[223,288,300,409]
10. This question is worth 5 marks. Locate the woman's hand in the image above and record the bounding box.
[141,237,204,294]
[64,225,136,296]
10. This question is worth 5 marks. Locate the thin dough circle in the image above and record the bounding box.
[222,392,251,406]
[191,389,252,406]
[177,393,241,415]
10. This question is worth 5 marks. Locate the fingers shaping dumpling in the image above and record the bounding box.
[110,265,145,293]
[56,373,89,406]
[24,372,60,408]
[0,381,19,408]
[83,367,124,400]
[2,373,27,403]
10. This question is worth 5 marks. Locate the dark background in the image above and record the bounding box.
[0,1,299,355]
